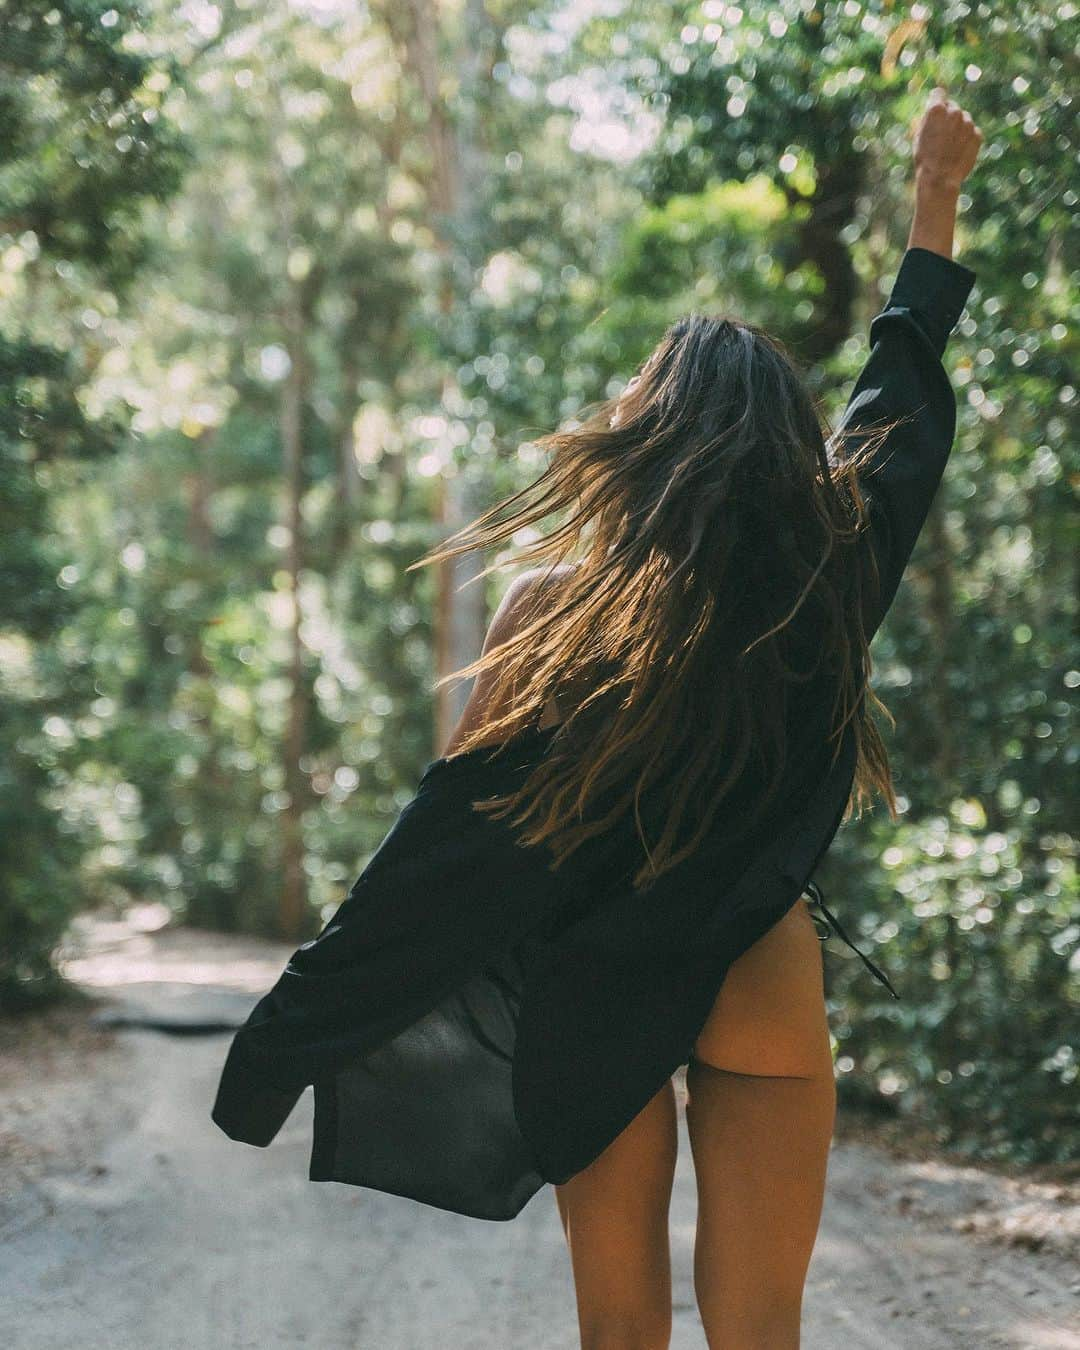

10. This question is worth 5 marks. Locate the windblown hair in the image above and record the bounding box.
[410,313,907,891]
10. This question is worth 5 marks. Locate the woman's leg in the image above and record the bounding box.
[685,898,836,1350]
[554,1077,679,1350]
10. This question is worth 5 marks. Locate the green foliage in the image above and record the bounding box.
[0,0,187,279]
[0,1,185,1008]
[0,0,1075,1160]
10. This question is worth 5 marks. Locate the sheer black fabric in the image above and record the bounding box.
[212,246,976,1220]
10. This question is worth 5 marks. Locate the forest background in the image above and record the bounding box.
[1,0,1076,1165]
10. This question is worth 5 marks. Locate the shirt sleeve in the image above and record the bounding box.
[833,246,977,641]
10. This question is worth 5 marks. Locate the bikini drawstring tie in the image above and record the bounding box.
[803,879,901,1000]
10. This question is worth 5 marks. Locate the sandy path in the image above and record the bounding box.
[0,910,1077,1349]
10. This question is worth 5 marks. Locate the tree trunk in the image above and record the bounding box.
[187,427,214,679]
[793,155,863,365]
[924,495,962,1125]
[402,0,492,755]
[433,464,489,749]
[279,284,309,944]
[334,356,361,557]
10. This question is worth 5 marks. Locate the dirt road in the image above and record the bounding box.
[1,908,1077,1349]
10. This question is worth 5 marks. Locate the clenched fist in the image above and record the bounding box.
[912,87,983,191]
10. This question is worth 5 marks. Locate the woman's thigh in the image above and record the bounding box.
[691,897,832,1079]
[554,1078,678,1342]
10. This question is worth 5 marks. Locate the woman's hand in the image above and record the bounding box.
[912,86,984,191]
[906,88,983,260]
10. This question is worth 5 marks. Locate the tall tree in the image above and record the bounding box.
[0,0,184,1004]
[397,0,495,750]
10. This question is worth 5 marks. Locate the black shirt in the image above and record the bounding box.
[211,246,977,1221]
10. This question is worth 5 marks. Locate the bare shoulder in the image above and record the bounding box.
[441,563,579,757]
[485,562,578,651]
[492,564,589,729]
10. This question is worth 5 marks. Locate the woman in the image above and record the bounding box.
[213,89,981,1350]
[431,88,981,1348]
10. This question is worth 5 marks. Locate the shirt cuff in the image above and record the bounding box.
[874,246,977,358]
[211,1038,305,1147]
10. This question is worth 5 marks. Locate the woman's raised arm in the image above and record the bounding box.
[833,89,982,642]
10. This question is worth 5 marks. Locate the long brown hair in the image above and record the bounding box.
[409,313,906,891]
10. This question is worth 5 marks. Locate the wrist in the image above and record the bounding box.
[914,168,962,199]
[906,225,955,260]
